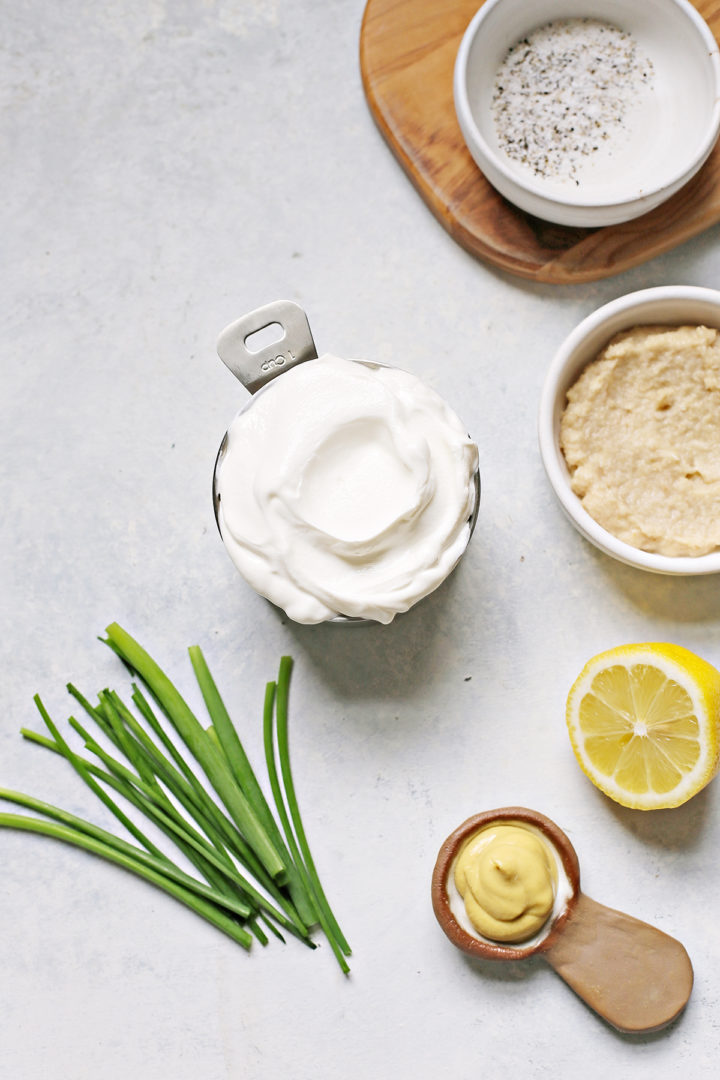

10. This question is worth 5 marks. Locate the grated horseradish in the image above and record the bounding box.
[491,18,655,185]
[559,325,720,557]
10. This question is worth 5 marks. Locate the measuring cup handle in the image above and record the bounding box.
[216,300,318,394]
[544,892,693,1033]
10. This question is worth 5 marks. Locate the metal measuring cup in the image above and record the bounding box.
[432,807,693,1033]
[212,301,480,623]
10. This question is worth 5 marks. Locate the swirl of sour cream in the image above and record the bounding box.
[215,354,478,624]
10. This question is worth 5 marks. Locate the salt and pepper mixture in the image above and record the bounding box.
[492,18,655,184]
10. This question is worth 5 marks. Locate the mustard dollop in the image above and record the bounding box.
[453,823,558,943]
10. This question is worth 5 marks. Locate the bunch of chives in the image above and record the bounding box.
[0,624,351,972]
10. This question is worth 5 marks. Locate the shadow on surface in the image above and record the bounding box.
[582,543,720,626]
[601,783,713,851]
[460,949,544,985]
[277,556,482,701]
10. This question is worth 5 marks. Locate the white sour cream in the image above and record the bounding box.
[215,354,479,624]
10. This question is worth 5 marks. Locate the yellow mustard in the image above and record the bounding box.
[453,823,558,943]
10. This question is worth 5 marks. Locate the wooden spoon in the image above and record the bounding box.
[432,808,693,1033]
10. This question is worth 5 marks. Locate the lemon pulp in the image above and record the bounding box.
[566,643,720,810]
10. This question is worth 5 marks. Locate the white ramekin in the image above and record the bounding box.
[538,286,720,575]
[454,0,720,227]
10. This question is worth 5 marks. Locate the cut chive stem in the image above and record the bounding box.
[248,917,269,946]
[123,687,298,910]
[103,624,287,882]
[262,678,353,975]
[66,683,106,724]
[68,727,254,909]
[27,727,238,892]
[100,690,164,791]
[33,712,250,915]
[127,686,263,867]
[117,699,283,895]
[20,731,309,940]
[130,683,205,786]
[269,660,351,972]
[190,645,317,928]
[260,910,286,943]
[103,687,262,870]
[0,787,253,919]
[79,709,311,940]
[264,677,349,972]
[11,630,343,961]
[0,810,253,949]
[276,657,351,958]
[206,724,224,757]
[189,647,284,852]
[34,696,167,862]
[65,719,310,938]
[93,698,233,849]
[263,680,310,892]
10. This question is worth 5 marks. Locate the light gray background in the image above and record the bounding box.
[2,2,720,1077]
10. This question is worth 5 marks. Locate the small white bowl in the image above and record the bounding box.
[454,0,720,226]
[538,286,720,575]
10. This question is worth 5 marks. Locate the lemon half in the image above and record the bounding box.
[566,643,720,810]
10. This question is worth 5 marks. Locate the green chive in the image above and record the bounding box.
[276,657,351,957]
[104,624,286,882]
[6,629,346,964]
[0,788,252,919]
[0,809,253,949]
[189,645,316,928]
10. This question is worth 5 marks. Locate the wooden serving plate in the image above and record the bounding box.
[360,0,720,283]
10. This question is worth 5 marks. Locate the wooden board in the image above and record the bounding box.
[359,0,720,283]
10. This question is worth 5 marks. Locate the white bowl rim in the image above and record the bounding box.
[538,285,720,575]
[454,0,720,213]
